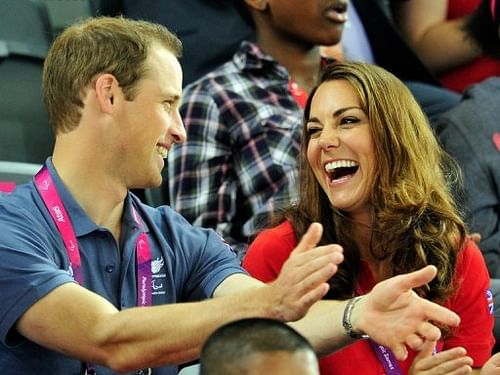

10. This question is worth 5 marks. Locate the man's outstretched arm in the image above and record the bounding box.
[15,223,342,372]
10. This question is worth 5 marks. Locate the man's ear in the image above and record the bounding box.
[244,0,268,11]
[94,73,119,114]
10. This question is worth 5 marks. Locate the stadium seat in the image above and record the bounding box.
[0,161,41,192]
[0,0,54,164]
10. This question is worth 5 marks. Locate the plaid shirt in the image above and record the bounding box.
[168,41,305,256]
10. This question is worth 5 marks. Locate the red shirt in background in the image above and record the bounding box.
[440,0,500,92]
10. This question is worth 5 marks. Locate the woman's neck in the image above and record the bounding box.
[350,215,391,282]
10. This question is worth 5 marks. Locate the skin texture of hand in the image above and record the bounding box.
[480,353,500,375]
[352,265,461,361]
[409,340,473,374]
[265,222,344,322]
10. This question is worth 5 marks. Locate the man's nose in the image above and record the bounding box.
[170,111,186,144]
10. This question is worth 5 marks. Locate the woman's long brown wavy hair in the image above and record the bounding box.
[277,61,466,303]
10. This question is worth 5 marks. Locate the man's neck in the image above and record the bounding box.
[52,148,127,241]
[256,31,322,94]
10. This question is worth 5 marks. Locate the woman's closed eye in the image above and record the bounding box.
[306,124,323,137]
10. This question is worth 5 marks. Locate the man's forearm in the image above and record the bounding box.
[289,300,354,356]
[18,281,289,372]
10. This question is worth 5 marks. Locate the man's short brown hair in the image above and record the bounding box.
[43,16,182,134]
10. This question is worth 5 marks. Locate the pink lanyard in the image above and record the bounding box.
[34,166,153,307]
[355,281,438,374]
[35,166,152,374]
[368,337,438,374]
[368,340,404,375]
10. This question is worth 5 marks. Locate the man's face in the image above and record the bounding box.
[114,45,185,189]
[264,0,349,47]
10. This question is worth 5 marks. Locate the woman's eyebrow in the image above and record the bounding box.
[307,106,362,123]
[332,106,362,118]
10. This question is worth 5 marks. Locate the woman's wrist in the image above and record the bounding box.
[342,296,370,340]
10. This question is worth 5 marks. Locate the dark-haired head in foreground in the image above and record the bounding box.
[200,318,319,375]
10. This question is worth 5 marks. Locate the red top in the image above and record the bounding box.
[243,220,495,374]
[440,0,500,92]
[447,0,479,17]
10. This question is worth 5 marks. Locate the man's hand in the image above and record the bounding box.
[353,265,461,360]
[409,340,473,374]
[266,222,344,322]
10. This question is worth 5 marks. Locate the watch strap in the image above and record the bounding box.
[342,296,370,340]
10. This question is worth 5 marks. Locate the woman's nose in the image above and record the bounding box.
[318,133,340,150]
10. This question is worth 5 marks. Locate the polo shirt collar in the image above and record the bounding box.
[234,41,289,79]
[43,158,148,237]
[233,40,336,80]
[121,193,152,235]
[44,158,99,236]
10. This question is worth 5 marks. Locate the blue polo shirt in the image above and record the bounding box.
[0,159,245,374]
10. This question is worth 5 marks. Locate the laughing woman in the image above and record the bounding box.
[242,61,498,374]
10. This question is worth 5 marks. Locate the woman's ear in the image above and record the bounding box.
[94,73,118,114]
